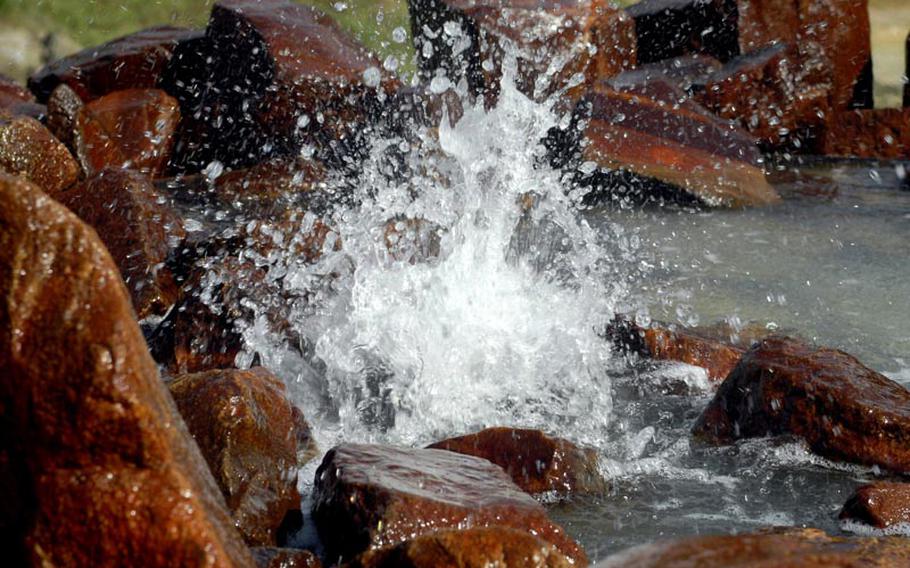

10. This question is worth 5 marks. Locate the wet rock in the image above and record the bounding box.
[817,108,910,160]
[596,527,910,567]
[252,547,322,568]
[54,169,185,319]
[0,73,45,119]
[0,173,253,566]
[906,31,910,108]
[607,54,722,94]
[46,83,83,150]
[411,0,636,104]
[349,527,575,568]
[428,427,606,496]
[693,337,910,473]
[383,217,443,264]
[213,158,328,217]
[169,368,316,546]
[840,482,910,529]
[312,444,587,565]
[574,80,779,207]
[0,114,80,195]
[28,26,204,102]
[74,88,180,178]
[627,0,739,65]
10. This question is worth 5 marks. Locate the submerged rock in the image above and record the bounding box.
[596,527,910,567]
[428,427,607,496]
[74,88,180,178]
[252,547,322,568]
[693,337,910,473]
[169,368,316,546]
[55,169,185,319]
[817,108,910,160]
[0,173,253,566]
[0,113,80,195]
[349,527,575,568]
[28,26,204,102]
[312,444,587,565]
[410,0,636,103]
[840,482,910,529]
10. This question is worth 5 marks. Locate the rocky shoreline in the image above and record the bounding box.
[2,0,910,566]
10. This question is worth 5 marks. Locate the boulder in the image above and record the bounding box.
[0,173,253,566]
[693,337,910,473]
[0,113,80,195]
[428,427,606,496]
[54,169,185,320]
[627,0,738,65]
[213,157,327,217]
[74,88,180,178]
[574,80,779,207]
[28,26,204,102]
[168,368,316,546]
[596,528,910,567]
[840,482,910,529]
[410,0,636,103]
[46,83,84,150]
[312,444,587,565]
[252,547,322,568]
[0,74,45,119]
[349,527,575,568]
[817,108,910,160]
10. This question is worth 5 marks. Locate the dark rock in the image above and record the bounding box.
[74,88,180,178]
[905,31,910,108]
[0,113,80,195]
[627,0,739,65]
[28,26,204,102]
[597,527,910,567]
[54,169,185,319]
[840,482,910,529]
[0,173,253,567]
[607,54,722,94]
[574,80,779,207]
[0,74,45,119]
[169,368,316,546]
[252,547,322,568]
[213,157,328,217]
[46,83,84,150]
[349,527,575,568]
[693,337,910,473]
[312,444,587,565]
[817,108,910,160]
[428,427,606,496]
[410,0,636,103]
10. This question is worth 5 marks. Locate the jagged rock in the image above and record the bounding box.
[428,427,606,496]
[410,0,636,103]
[597,528,910,567]
[46,83,83,150]
[168,368,316,546]
[54,169,185,319]
[0,113,80,195]
[817,108,910,160]
[252,548,322,568]
[840,482,910,529]
[74,88,180,178]
[28,26,204,102]
[349,527,575,568]
[693,337,910,473]
[0,173,253,567]
[312,444,587,565]
[0,73,45,119]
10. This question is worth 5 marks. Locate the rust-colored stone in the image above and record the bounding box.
[817,108,910,159]
[169,368,315,546]
[428,427,606,496]
[0,173,253,566]
[693,337,910,473]
[0,74,45,119]
[54,169,185,319]
[0,114,80,195]
[75,88,180,178]
[350,527,575,568]
[312,444,587,565]
[597,528,910,567]
[252,547,322,568]
[411,0,636,103]
[28,26,204,102]
[214,158,327,217]
[46,83,84,150]
[840,482,910,529]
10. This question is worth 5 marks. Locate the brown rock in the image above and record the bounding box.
[0,114,80,195]
[0,74,45,119]
[350,527,575,568]
[55,169,185,319]
[252,547,322,568]
[169,368,315,546]
[693,337,910,473]
[906,31,910,108]
[28,26,204,102]
[840,482,910,529]
[383,217,442,264]
[0,173,253,566]
[410,0,636,103]
[214,158,327,217]
[627,0,739,65]
[312,444,587,565]
[428,427,606,496]
[817,108,910,160]
[75,88,180,178]
[576,80,779,207]
[596,528,910,567]
[46,83,84,150]
[735,0,800,53]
